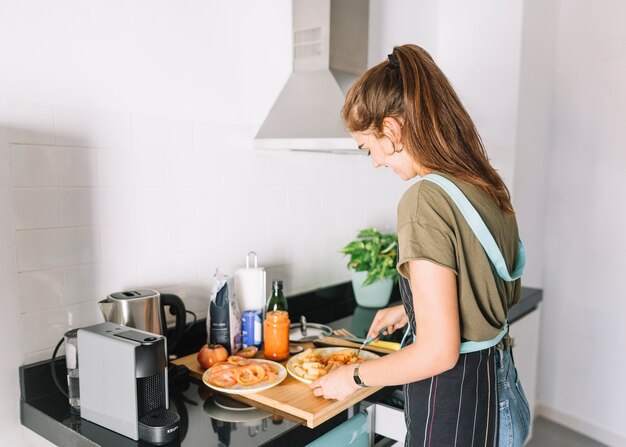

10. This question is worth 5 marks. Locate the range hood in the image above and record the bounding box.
[255,0,369,153]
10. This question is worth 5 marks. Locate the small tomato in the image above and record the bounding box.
[197,344,229,369]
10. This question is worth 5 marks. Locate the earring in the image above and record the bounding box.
[392,142,404,153]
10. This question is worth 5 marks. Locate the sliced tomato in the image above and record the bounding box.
[261,362,279,374]
[262,370,277,382]
[227,355,251,366]
[210,363,237,373]
[235,364,266,386]
[209,369,237,388]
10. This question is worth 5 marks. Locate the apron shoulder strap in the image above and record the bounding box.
[399,173,523,352]
[420,173,525,281]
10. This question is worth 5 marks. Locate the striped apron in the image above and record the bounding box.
[400,276,500,447]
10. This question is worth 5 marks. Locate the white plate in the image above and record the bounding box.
[202,359,287,395]
[286,347,379,384]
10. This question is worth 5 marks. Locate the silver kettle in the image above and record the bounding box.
[98,289,187,352]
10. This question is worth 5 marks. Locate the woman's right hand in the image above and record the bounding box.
[366,305,408,340]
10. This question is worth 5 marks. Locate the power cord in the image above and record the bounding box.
[184,310,197,333]
[51,337,69,398]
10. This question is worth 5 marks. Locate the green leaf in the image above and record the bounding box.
[342,227,398,284]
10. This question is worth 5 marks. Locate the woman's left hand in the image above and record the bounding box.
[309,365,360,400]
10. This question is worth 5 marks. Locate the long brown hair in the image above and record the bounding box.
[342,44,514,214]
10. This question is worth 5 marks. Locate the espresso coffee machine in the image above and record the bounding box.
[78,322,180,444]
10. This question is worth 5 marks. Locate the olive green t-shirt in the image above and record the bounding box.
[396,172,521,342]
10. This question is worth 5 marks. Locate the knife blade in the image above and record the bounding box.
[331,335,401,351]
[313,337,401,353]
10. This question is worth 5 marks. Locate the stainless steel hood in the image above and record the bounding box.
[255,0,369,153]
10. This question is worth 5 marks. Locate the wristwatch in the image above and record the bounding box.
[353,363,368,388]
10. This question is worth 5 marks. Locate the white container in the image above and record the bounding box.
[234,252,266,312]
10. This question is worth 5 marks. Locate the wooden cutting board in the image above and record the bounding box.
[171,346,383,428]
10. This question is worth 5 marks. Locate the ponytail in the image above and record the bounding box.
[342,44,514,215]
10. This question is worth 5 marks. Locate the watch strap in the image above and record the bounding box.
[353,363,367,388]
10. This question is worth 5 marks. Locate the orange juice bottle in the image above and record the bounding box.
[263,310,290,361]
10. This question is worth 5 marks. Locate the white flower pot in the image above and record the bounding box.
[350,270,393,308]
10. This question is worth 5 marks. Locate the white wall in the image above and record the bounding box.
[435,0,524,192]
[0,1,409,444]
[368,0,439,63]
[511,0,557,289]
[536,1,626,445]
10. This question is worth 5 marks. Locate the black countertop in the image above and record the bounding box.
[20,282,542,447]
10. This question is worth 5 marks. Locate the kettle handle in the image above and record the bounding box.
[160,293,187,353]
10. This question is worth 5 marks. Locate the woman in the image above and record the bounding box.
[310,44,530,446]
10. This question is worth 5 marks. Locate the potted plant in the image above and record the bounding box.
[341,228,398,308]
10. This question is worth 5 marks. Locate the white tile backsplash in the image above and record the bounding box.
[192,121,220,153]
[131,151,167,186]
[61,187,136,227]
[136,186,196,222]
[222,154,268,187]
[193,152,222,188]
[17,229,67,271]
[63,263,104,306]
[16,227,100,271]
[97,149,134,186]
[136,254,175,288]
[8,105,400,361]
[193,122,254,153]
[168,188,197,220]
[10,145,60,187]
[221,218,269,271]
[133,220,169,257]
[99,224,136,262]
[54,106,132,149]
[59,188,94,226]
[93,188,135,225]
[10,146,97,187]
[133,114,193,152]
[21,302,103,354]
[168,221,200,253]
[12,188,60,230]
[168,251,199,285]
[166,151,197,187]
[7,100,56,145]
[64,260,137,306]
[55,147,98,187]
[18,269,65,314]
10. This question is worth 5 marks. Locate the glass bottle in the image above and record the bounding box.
[266,280,288,313]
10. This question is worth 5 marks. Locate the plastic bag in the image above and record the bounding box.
[206,270,242,355]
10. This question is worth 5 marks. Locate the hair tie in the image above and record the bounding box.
[387,53,399,68]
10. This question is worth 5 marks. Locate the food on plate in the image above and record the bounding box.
[227,355,252,366]
[291,348,367,381]
[235,346,259,358]
[197,344,229,369]
[205,359,281,389]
